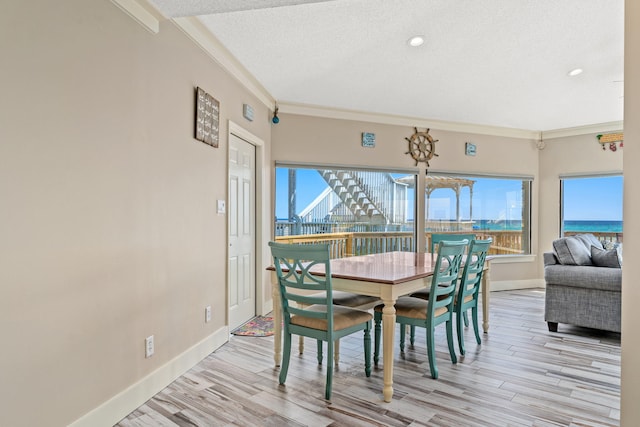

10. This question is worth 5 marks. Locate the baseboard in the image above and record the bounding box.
[69,326,229,427]
[488,279,545,292]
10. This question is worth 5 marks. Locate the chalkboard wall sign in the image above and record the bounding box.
[195,87,219,148]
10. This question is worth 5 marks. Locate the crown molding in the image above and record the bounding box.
[172,17,275,109]
[277,102,540,139]
[542,121,624,139]
[110,0,162,33]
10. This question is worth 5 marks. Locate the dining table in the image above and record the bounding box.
[268,250,492,403]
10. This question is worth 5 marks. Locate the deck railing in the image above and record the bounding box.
[274,230,526,257]
[274,222,623,258]
[563,231,623,244]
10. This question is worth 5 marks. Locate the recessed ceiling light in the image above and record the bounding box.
[568,68,583,77]
[407,35,425,47]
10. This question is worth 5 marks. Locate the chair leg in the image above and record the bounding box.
[426,326,438,379]
[409,325,415,346]
[399,323,406,352]
[463,311,469,327]
[299,336,304,354]
[334,339,340,366]
[457,310,466,355]
[373,314,381,366]
[279,332,292,385]
[364,323,372,377]
[325,339,334,400]
[446,319,458,365]
[471,306,481,345]
[317,340,323,365]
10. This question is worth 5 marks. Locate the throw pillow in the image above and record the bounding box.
[552,236,593,266]
[590,246,622,268]
[575,233,604,251]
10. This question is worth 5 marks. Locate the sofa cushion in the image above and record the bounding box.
[575,233,604,251]
[552,236,593,266]
[544,264,622,292]
[543,252,558,266]
[591,246,622,268]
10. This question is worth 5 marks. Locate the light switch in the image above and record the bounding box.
[217,200,226,214]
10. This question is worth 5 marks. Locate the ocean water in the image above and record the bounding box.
[473,219,623,233]
[562,220,623,233]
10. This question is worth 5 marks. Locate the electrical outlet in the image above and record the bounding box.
[145,335,154,358]
[205,305,212,323]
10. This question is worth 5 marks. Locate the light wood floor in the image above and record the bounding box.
[117,289,620,426]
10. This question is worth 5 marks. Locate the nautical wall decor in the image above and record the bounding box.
[597,133,623,151]
[405,127,438,166]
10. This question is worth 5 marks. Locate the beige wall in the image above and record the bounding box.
[0,1,271,426]
[272,113,541,284]
[621,1,639,424]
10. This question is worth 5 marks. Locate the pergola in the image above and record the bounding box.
[396,175,475,222]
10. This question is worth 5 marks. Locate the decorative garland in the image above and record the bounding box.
[597,133,623,151]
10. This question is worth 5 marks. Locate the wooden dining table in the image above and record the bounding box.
[268,250,492,403]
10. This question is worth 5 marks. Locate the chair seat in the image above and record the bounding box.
[292,305,373,331]
[308,291,381,307]
[332,291,381,307]
[410,288,430,299]
[410,288,448,302]
[374,297,448,320]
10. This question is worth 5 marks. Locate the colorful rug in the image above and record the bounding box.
[231,316,275,337]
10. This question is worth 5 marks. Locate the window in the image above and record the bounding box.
[424,173,532,255]
[561,175,623,244]
[274,166,533,257]
[274,165,416,257]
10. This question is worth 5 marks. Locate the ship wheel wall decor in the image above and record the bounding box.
[405,127,439,166]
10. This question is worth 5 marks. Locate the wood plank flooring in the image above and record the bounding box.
[117,289,620,426]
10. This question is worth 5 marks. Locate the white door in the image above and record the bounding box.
[228,133,256,330]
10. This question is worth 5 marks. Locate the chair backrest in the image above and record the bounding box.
[457,238,492,304]
[428,240,467,319]
[268,241,334,330]
[430,233,476,254]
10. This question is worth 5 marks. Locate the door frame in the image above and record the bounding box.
[227,121,268,327]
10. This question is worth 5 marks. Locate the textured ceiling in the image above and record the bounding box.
[150,0,624,131]
[150,0,336,17]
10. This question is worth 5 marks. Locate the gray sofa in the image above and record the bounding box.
[544,233,622,333]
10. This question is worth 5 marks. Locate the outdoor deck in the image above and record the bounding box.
[274,226,621,258]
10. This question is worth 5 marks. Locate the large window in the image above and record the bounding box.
[424,174,532,254]
[274,165,533,257]
[275,165,416,257]
[561,175,623,244]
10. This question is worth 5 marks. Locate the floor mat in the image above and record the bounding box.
[231,316,275,337]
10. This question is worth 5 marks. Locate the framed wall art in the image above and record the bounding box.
[195,87,219,148]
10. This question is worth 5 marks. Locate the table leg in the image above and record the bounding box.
[272,281,282,367]
[381,298,396,402]
[482,263,491,334]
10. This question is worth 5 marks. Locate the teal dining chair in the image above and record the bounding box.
[429,232,476,254]
[269,241,372,400]
[412,233,475,331]
[408,238,492,353]
[454,238,492,354]
[373,240,467,379]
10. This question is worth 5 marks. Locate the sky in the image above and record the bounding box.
[275,168,623,222]
[562,175,623,221]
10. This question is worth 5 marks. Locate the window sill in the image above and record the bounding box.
[487,254,536,264]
